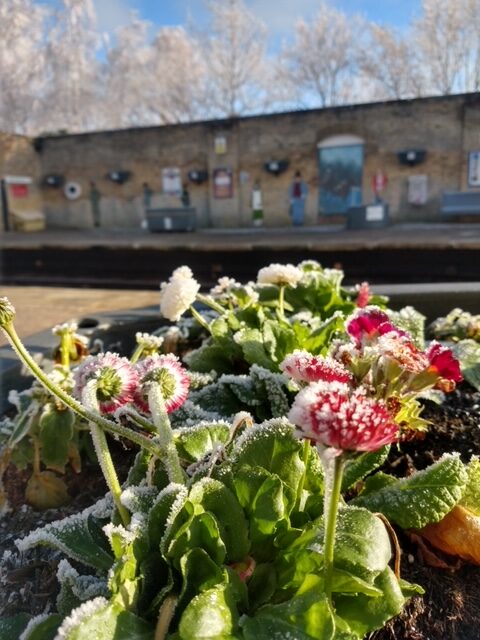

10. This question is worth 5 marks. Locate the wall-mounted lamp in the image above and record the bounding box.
[264,159,289,176]
[42,174,65,188]
[188,170,209,184]
[106,170,131,184]
[397,149,427,167]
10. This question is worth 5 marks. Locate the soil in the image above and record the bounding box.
[1,386,479,638]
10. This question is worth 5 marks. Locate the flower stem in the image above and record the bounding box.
[196,293,225,314]
[148,385,185,484]
[130,344,144,364]
[278,284,286,318]
[323,453,345,606]
[189,305,211,332]
[155,595,177,640]
[1,322,162,457]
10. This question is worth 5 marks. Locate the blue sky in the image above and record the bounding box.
[41,0,422,49]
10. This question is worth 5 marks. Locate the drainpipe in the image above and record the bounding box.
[0,179,9,231]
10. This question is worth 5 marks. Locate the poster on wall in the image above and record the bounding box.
[408,175,428,205]
[468,151,480,187]
[213,168,233,199]
[162,167,181,195]
[318,144,363,215]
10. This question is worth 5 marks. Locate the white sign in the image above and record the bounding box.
[365,205,384,221]
[408,175,428,205]
[468,151,480,187]
[162,167,181,195]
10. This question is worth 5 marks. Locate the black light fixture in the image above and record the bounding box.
[42,174,65,188]
[106,170,132,184]
[264,159,289,176]
[188,169,209,184]
[397,149,427,167]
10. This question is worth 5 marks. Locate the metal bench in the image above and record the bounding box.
[146,207,196,232]
[440,191,480,217]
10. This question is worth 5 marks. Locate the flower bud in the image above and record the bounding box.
[0,297,15,327]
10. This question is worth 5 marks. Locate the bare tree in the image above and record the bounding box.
[414,0,470,95]
[150,27,207,123]
[40,0,102,133]
[279,2,359,108]
[102,14,156,129]
[197,0,271,117]
[0,0,49,133]
[359,24,425,100]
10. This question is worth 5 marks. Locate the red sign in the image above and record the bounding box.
[10,183,29,198]
[371,170,388,195]
[213,168,233,199]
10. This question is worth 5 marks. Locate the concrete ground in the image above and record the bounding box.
[0,286,158,346]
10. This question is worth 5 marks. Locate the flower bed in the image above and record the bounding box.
[0,262,479,640]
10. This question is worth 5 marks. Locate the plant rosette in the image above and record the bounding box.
[0,264,477,640]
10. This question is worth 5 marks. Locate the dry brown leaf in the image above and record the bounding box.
[418,505,480,565]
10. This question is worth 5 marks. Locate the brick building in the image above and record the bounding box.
[2,92,480,229]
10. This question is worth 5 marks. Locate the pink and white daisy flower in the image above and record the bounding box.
[376,333,429,373]
[280,350,352,384]
[346,306,407,347]
[134,354,189,414]
[73,352,139,414]
[355,281,372,308]
[288,381,399,453]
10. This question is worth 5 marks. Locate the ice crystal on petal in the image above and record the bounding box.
[134,354,189,413]
[288,381,399,453]
[73,352,139,414]
[280,350,352,384]
[257,263,303,287]
[159,266,200,321]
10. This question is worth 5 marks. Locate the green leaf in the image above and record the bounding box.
[186,338,243,374]
[246,563,277,611]
[17,499,114,570]
[39,403,75,471]
[0,613,31,640]
[334,567,410,637]
[7,404,37,447]
[460,456,480,516]
[17,614,62,640]
[353,454,468,529]
[55,600,153,640]
[149,485,188,552]
[241,582,336,640]
[231,420,305,500]
[451,339,480,390]
[189,478,250,562]
[178,584,238,640]
[177,548,225,615]
[302,314,345,355]
[342,447,390,492]
[234,327,277,371]
[388,307,426,349]
[175,422,231,463]
[167,510,226,569]
[233,468,288,560]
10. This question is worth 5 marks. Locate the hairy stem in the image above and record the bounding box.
[323,453,345,606]
[1,322,162,457]
[148,385,185,485]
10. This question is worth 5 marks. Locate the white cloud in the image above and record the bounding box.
[93,0,134,34]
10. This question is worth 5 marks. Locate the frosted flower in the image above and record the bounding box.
[135,332,164,352]
[73,352,139,414]
[0,297,15,327]
[288,381,399,453]
[355,281,372,308]
[210,276,239,296]
[159,266,200,322]
[426,342,463,390]
[377,334,428,373]
[346,306,406,346]
[134,354,189,413]
[280,350,352,384]
[257,263,303,287]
